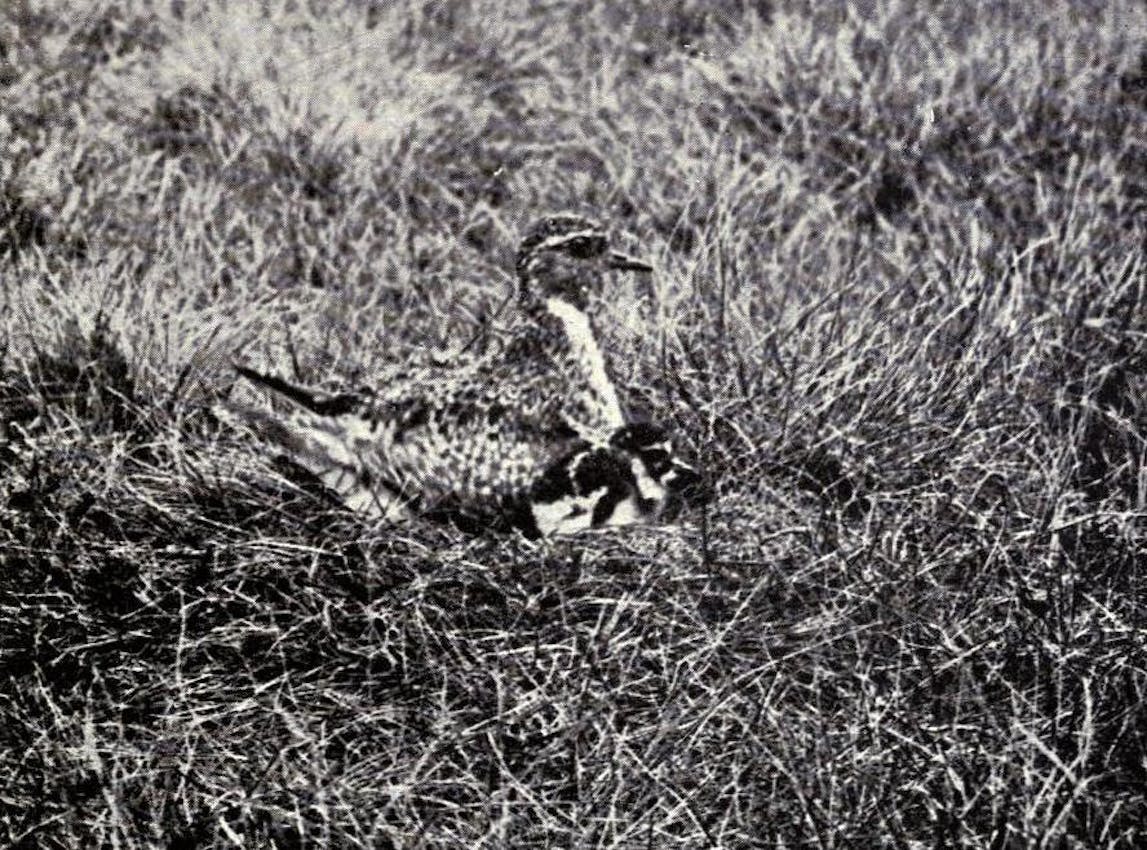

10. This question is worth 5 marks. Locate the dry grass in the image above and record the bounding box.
[2,0,1146,846]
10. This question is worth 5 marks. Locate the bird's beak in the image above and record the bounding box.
[608,251,653,273]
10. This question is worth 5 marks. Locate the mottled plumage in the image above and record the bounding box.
[405,422,712,537]
[516,422,713,538]
[226,214,660,527]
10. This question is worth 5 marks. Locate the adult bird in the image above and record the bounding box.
[224,213,662,527]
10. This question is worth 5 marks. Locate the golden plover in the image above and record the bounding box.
[226,213,655,525]
[513,421,712,538]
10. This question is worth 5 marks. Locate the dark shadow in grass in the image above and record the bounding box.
[0,191,52,258]
[5,312,140,435]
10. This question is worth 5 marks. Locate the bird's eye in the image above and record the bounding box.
[563,235,605,259]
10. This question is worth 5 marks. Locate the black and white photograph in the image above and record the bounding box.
[1,0,1145,845]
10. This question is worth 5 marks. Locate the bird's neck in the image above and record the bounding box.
[513,292,590,354]
[540,297,626,431]
[539,295,596,341]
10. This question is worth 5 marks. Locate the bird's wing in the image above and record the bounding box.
[229,362,581,512]
[363,362,584,503]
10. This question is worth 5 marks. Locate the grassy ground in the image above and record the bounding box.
[2,0,1145,846]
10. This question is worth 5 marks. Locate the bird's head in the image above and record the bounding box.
[515,213,651,310]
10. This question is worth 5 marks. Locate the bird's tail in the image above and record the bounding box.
[218,365,411,522]
[233,364,362,416]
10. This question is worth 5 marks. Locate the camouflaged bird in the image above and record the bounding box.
[226,213,658,525]
[406,421,712,537]
[511,421,713,538]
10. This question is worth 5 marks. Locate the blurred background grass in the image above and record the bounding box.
[1,0,1145,846]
